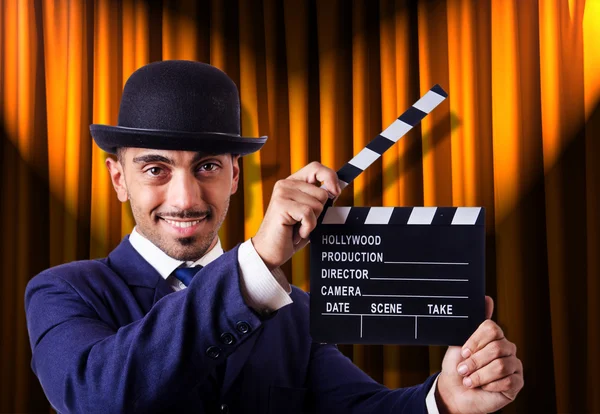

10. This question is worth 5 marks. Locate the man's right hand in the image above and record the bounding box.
[252,162,341,270]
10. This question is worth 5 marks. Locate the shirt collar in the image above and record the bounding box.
[129,227,224,281]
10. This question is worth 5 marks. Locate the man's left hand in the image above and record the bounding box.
[435,296,524,414]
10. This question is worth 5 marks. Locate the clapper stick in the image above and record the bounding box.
[319,84,448,217]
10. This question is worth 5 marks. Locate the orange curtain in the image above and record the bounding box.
[1,0,599,412]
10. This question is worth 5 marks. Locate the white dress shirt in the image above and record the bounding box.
[128,227,440,412]
[128,227,292,314]
[426,375,441,413]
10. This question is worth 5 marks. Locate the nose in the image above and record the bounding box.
[167,171,201,211]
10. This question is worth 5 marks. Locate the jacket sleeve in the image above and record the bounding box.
[25,247,259,413]
[307,339,438,413]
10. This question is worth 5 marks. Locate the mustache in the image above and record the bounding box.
[156,209,211,220]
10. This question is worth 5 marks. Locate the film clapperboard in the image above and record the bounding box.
[309,85,485,346]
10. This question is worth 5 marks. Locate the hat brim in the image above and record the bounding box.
[90,125,267,156]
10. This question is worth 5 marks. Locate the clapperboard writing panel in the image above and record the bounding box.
[310,206,485,346]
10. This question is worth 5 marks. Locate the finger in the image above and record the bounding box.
[284,187,329,242]
[480,372,524,400]
[273,178,328,203]
[280,179,330,206]
[463,356,521,389]
[287,203,318,240]
[460,319,505,359]
[291,221,317,246]
[457,338,517,376]
[292,223,302,245]
[289,162,341,197]
[271,180,329,219]
[293,233,311,250]
[485,295,494,319]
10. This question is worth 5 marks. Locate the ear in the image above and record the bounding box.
[106,156,129,202]
[230,154,241,195]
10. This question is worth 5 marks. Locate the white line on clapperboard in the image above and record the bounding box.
[376,262,469,282]
[324,314,469,318]
[370,278,468,282]
[326,313,470,339]
[384,261,469,265]
[362,295,468,299]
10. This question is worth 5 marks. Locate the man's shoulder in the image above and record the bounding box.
[27,258,115,292]
[27,237,139,290]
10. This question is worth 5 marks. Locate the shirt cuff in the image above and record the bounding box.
[237,239,293,314]
[425,373,441,414]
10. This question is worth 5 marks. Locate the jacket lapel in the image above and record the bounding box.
[152,278,174,305]
[106,236,174,310]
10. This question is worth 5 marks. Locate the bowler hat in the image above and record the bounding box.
[90,60,266,155]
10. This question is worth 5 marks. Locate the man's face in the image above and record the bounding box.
[106,148,240,261]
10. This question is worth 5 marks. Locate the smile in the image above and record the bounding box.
[163,219,202,228]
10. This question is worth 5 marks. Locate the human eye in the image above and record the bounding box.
[197,162,221,173]
[143,166,167,178]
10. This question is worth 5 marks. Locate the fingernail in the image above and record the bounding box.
[463,377,472,388]
[461,348,471,359]
[457,365,468,375]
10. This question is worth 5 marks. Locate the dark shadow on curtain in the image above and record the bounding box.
[489,100,600,413]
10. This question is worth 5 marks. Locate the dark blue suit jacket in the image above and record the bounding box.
[25,237,437,413]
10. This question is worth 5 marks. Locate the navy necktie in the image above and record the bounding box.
[173,266,202,287]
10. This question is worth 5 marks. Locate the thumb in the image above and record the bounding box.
[485,295,494,319]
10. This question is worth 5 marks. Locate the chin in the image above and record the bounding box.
[164,248,200,262]
[165,238,214,261]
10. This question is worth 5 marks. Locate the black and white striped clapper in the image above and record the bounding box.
[336,84,448,189]
[309,207,486,346]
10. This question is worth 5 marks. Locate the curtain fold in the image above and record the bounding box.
[1,0,598,412]
[282,0,314,290]
[239,0,266,241]
[583,4,600,409]
[539,1,590,412]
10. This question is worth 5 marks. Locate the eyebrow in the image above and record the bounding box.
[132,154,174,165]
[191,152,216,164]
[131,152,218,166]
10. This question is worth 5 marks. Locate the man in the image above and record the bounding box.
[25,60,522,413]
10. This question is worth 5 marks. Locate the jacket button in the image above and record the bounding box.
[236,321,251,334]
[220,403,229,413]
[206,346,221,359]
[220,332,235,345]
